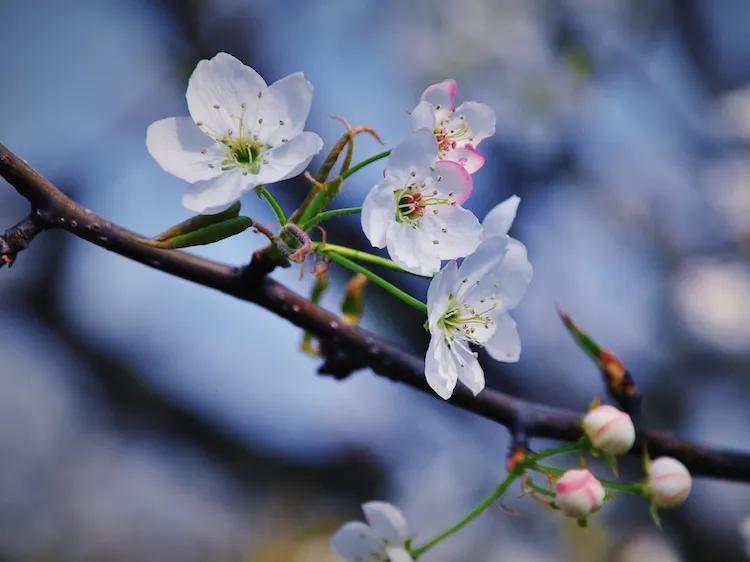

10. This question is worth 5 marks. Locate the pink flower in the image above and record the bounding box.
[410,79,496,174]
[554,469,605,518]
[582,404,636,455]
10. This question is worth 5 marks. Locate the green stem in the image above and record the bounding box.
[322,251,427,314]
[525,478,556,498]
[296,150,392,227]
[408,438,590,558]
[300,207,362,230]
[315,242,430,278]
[341,149,391,179]
[257,185,287,225]
[531,437,587,462]
[411,468,523,558]
[530,463,644,495]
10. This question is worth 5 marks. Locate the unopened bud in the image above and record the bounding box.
[341,274,368,326]
[582,404,635,455]
[646,457,692,508]
[554,469,605,518]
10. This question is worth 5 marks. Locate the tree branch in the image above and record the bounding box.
[2,142,750,481]
[0,213,45,267]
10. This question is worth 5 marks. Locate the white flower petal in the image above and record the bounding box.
[432,160,473,204]
[427,260,459,327]
[331,522,383,560]
[420,79,457,109]
[441,144,486,174]
[455,101,496,144]
[483,195,520,238]
[451,339,485,395]
[362,502,409,544]
[255,131,323,185]
[385,130,437,186]
[425,334,458,399]
[490,237,533,310]
[410,100,436,132]
[423,207,482,261]
[182,169,250,215]
[385,546,414,562]
[386,222,441,275]
[484,313,522,362]
[456,237,509,301]
[186,52,266,139]
[257,72,314,145]
[146,117,225,182]
[362,182,396,248]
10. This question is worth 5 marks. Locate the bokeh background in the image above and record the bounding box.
[1,0,749,560]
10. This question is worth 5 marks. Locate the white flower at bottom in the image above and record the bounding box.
[424,233,533,399]
[361,130,482,275]
[147,52,323,214]
[331,502,413,562]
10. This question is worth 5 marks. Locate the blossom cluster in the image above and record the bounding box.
[147,53,533,401]
[144,54,695,562]
[333,405,693,561]
[362,79,532,400]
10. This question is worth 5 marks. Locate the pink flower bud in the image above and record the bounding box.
[646,457,692,508]
[554,469,606,518]
[582,405,636,455]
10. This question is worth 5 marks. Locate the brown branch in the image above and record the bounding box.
[0,213,45,267]
[2,142,750,481]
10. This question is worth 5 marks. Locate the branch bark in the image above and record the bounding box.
[2,142,750,481]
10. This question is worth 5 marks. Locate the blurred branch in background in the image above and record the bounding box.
[2,143,749,482]
[2,183,382,500]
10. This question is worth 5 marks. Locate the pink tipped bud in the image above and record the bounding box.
[554,469,606,518]
[646,457,692,508]
[582,405,636,455]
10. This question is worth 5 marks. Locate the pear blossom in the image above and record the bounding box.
[424,230,533,399]
[554,469,606,518]
[582,404,636,455]
[410,79,496,174]
[361,130,482,275]
[645,457,692,508]
[147,52,323,214]
[331,502,413,562]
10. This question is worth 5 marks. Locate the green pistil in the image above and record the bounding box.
[220,136,268,174]
[437,295,496,343]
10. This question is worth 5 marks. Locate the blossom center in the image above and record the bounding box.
[437,294,496,344]
[220,136,269,174]
[394,185,453,224]
[434,116,471,155]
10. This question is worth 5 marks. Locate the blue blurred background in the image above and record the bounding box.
[1,0,749,560]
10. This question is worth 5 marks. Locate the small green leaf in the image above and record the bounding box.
[649,503,662,529]
[149,216,253,249]
[152,202,242,242]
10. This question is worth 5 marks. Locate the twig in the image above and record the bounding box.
[1,142,750,481]
[0,214,45,267]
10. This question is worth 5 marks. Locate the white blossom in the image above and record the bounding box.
[424,230,532,399]
[554,469,606,518]
[582,404,636,455]
[331,502,413,562]
[410,79,496,174]
[147,52,323,214]
[361,130,482,275]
